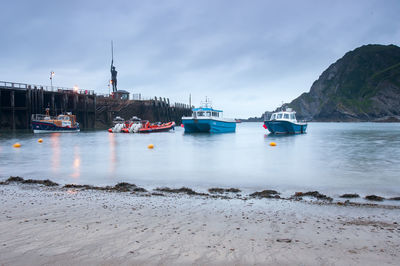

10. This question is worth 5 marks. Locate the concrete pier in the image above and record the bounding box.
[0,81,95,130]
[1,81,192,130]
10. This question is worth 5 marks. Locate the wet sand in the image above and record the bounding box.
[1,184,399,265]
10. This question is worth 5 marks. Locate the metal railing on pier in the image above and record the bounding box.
[0,80,95,95]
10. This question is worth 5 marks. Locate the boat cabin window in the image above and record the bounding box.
[270,114,275,120]
[290,114,296,120]
[205,111,211,117]
[197,111,204,117]
[212,112,219,117]
[58,116,70,121]
[284,114,289,119]
[277,113,283,119]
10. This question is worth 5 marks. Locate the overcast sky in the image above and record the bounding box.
[1,0,399,117]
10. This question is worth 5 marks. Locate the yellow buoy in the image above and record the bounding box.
[148,144,154,149]
[269,142,277,146]
[13,143,21,148]
[38,139,43,143]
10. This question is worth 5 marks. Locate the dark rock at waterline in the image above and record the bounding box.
[250,190,280,199]
[208,187,241,194]
[293,191,333,201]
[339,193,360,198]
[365,195,385,201]
[389,197,400,201]
[155,187,208,196]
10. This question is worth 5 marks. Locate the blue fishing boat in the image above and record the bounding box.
[264,108,307,134]
[182,99,236,133]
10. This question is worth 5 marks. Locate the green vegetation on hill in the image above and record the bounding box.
[289,44,400,121]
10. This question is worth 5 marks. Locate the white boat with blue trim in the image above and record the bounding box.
[182,99,236,133]
[263,108,307,134]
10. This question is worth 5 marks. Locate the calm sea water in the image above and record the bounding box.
[1,123,399,197]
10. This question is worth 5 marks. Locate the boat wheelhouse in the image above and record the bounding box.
[182,99,236,133]
[263,108,307,134]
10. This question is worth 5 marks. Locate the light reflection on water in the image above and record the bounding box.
[50,133,60,174]
[71,145,80,179]
[0,123,399,197]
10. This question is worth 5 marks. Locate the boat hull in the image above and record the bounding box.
[139,122,175,133]
[182,119,236,133]
[264,120,307,134]
[32,121,80,133]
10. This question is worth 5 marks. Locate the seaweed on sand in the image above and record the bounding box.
[155,187,208,196]
[2,176,59,186]
[365,195,385,201]
[339,194,360,198]
[208,187,241,194]
[292,191,333,201]
[250,190,281,199]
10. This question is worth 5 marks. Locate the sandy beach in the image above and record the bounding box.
[0,183,399,266]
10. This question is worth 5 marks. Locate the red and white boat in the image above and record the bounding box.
[108,117,175,133]
[139,121,175,133]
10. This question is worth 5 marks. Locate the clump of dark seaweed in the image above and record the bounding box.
[339,193,360,198]
[132,187,147,192]
[63,184,108,190]
[365,195,385,201]
[250,190,280,199]
[389,197,400,201]
[114,182,137,192]
[208,187,241,194]
[23,179,59,186]
[7,176,25,183]
[155,187,208,196]
[292,191,332,201]
[2,176,59,186]
[63,182,146,193]
[151,192,165,196]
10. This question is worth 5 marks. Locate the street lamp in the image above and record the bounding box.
[73,85,79,93]
[50,71,55,89]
